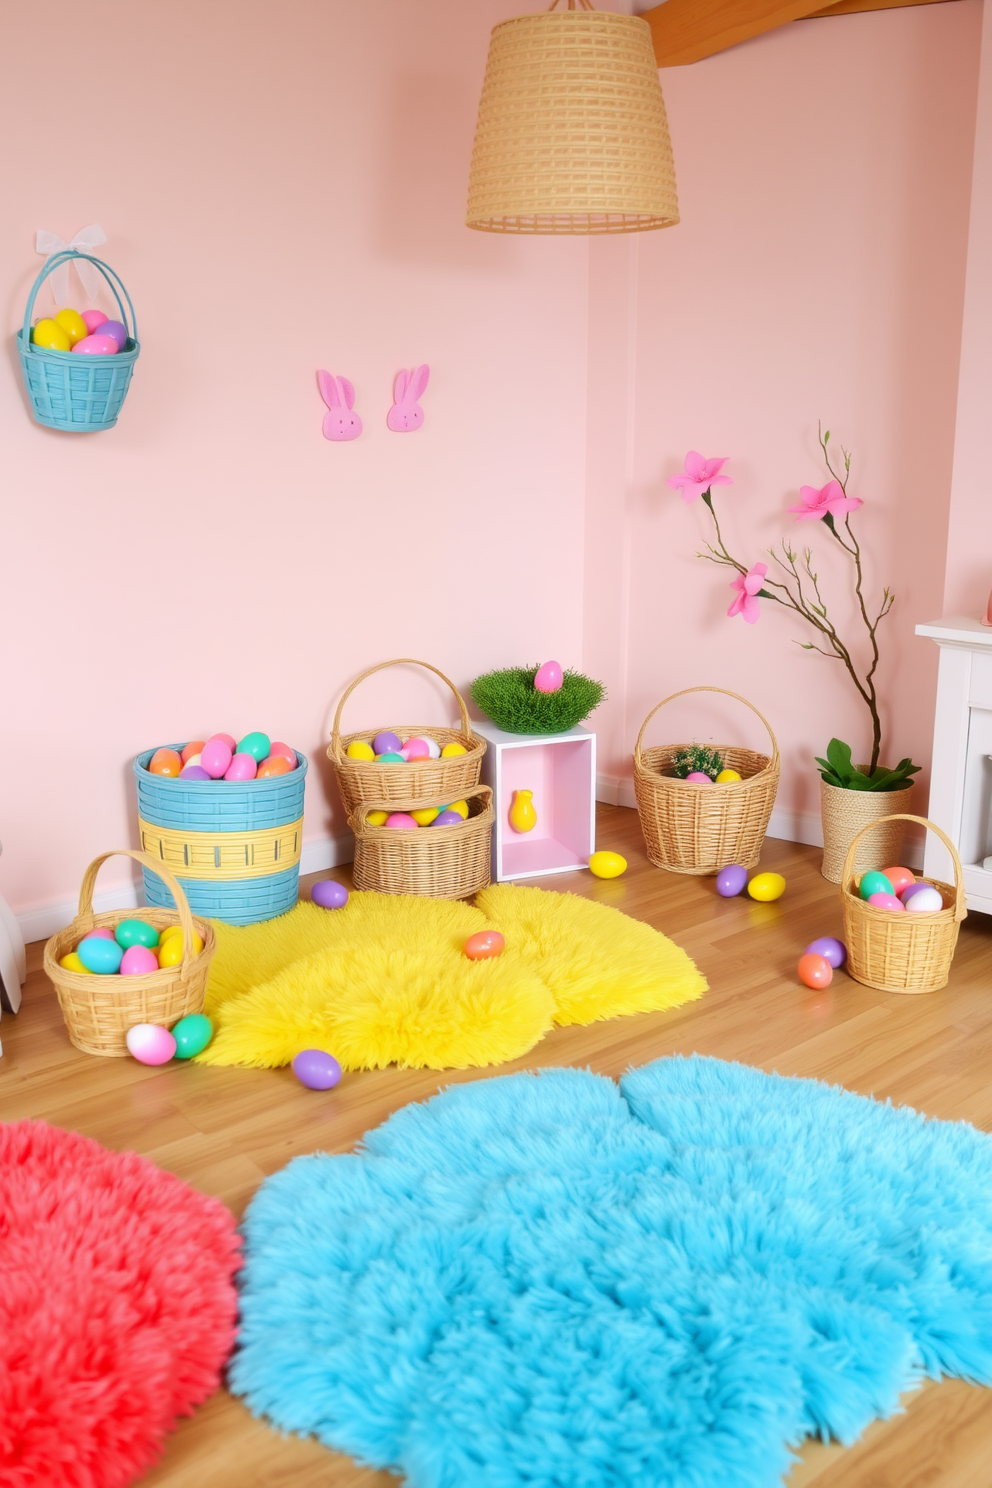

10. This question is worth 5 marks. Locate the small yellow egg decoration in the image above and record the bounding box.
[411,807,440,826]
[747,872,786,902]
[346,740,376,761]
[715,769,742,784]
[589,851,627,879]
[447,800,469,819]
[32,318,71,351]
[59,951,93,973]
[366,809,388,826]
[441,742,467,757]
[54,308,88,346]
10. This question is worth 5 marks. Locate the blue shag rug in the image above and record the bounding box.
[232,1056,992,1488]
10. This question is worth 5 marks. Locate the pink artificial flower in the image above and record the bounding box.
[787,480,863,522]
[728,562,768,624]
[666,451,733,505]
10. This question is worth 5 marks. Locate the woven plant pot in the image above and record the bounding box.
[43,850,215,1057]
[349,788,493,899]
[842,815,965,994]
[820,773,914,883]
[330,659,485,814]
[633,687,779,875]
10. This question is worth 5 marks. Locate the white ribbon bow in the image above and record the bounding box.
[35,224,108,306]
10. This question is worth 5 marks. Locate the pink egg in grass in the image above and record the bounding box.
[200,739,233,778]
[120,945,160,975]
[81,309,108,334]
[125,1023,176,1065]
[867,891,905,912]
[225,752,257,781]
[534,660,563,694]
[72,333,119,355]
[269,741,297,768]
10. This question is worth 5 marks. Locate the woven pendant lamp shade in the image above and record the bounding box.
[466,2,678,235]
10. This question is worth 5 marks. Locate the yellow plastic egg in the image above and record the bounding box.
[447,800,469,819]
[158,934,204,967]
[158,925,204,956]
[347,740,376,761]
[32,318,71,351]
[441,742,467,757]
[366,809,388,826]
[411,807,440,826]
[589,851,627,879]
[55,308,88,346]
[747,872,786,902]
[715,769,742,784]
[59,951,93,974]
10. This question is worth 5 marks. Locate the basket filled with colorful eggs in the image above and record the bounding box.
[133,731,308,926]
[43,850,215,1057]
[17,250,140,432]
[841,814,966,994]
[329,659,485,813]
[350,786,494,898]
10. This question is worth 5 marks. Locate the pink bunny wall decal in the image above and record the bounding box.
[387,364,429,432]
[318,371,362,441]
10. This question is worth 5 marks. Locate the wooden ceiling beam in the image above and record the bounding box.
[643,0,962,67]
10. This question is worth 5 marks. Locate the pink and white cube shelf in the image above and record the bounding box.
[475,721,596,882]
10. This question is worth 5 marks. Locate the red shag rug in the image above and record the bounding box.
[0,1121,241,1488]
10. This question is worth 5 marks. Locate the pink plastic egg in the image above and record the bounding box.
[867,891,905,912]
[99,319,128,350]
[881,866,915,896]
[534,660,563,694]
[269,741,297,768]
[125,1023,176,1065]
[208,733,237,750]
[225,752,258,781]
[402,737,431,761]
[86,927,116,941]
[179,764,211,781]
[686,771,713,784]
[200,739,233,778]
[385,812,418,828]
[72,333,119,355]
[81,309,108,334]
[120,945,160,975]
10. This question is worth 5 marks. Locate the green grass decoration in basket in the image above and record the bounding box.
[669,744,724,780]
[471,665,606,736]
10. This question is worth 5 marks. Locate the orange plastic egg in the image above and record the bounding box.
[257,755,292,778]
[798,952,833,990]
[181,740,206,764]
[149,748,182,777]
[464,931,505,961]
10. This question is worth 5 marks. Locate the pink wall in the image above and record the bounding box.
[0,0,589,920]
[590,2,982,839]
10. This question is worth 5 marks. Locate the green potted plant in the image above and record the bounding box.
[668,429,920,880]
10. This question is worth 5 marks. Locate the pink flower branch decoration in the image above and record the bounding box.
[674,425,896,776]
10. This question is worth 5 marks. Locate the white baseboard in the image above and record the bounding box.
[15,833,356,947]
[595,777,925,867]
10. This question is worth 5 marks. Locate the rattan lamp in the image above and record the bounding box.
[466,0,679,235]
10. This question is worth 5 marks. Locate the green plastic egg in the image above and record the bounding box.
[115,918,160,950]
[858,870,894,901]
[237,731,271,763]
[171,1013,214,1059]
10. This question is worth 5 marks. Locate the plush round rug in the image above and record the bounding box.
[0,1121,241,1488]
[232,1055,992,1488]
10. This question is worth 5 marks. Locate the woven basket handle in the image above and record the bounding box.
[75,849,200,970]
[841,814,967,922]
[331,659,473,760]
[348,784,492,833]
[22,250,137,343]
[634,687,779,768]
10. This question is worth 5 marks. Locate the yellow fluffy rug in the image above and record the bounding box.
[198,885,705,1071]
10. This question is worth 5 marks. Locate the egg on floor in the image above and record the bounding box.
[747,872,786,902]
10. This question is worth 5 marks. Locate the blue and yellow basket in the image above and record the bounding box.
[17,249,139,432]
[133,746,308,925]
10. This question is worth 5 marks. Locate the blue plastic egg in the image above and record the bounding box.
[77,936,124,974]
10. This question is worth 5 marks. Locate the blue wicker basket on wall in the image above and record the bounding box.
[17,249,140,432]
[133,747,308,926]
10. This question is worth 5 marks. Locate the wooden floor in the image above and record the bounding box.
[3,804,992,1487]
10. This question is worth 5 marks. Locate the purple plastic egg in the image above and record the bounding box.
[292,1049,342,1090]
[99,318,128,350]
[431,809,464,826]
[904,885,944,913]
[901,881,931,905]
[179,764,211,780]
[71,333,119,355]
[805,936,847,968]
[373,731,402,756]
[867,891,905,912]
[312,880,349,909]
[125,1023,176,1065]
[200,739,233,778]
[120,945,160,975]
[224,752,257,781]
[715,864,748,897]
